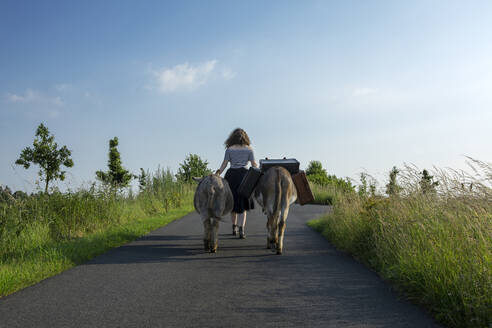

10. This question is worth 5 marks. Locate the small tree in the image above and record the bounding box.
[358,173,368,198]
[385,166,402,196]
[420,169,439,194]
[96,137,133,189]
[15,123,74,193]
[306,160,355,193]
[176,154,212,183]
[306,160,327,176]
[138,168,147,192]
[306,160,330,185]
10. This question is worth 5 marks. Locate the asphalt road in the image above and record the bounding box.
[0,204,442,328]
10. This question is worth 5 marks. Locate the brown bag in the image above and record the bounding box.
[291,171,314,205]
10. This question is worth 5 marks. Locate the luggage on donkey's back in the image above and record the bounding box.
[259,158,300,175]
[292,170,314,205]
[237,167,262,198]
[238,158,312,204]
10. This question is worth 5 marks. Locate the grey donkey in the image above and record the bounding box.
[254,166,297,254]
[193,174,234,253]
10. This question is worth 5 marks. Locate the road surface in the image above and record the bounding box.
[0,204,441,327]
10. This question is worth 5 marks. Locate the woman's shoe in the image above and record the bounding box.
[239,226,246,239]
[232,224,238,236]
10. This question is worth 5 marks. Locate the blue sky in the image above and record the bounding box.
[1,0,491,192]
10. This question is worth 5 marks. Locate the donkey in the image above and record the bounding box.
[254,166,297,254]
[193,174,234,253]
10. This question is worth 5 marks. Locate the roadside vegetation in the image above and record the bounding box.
[0,123,213,297]
[308,159,491,328]
[306,160,355,205]
[0,168,196,297]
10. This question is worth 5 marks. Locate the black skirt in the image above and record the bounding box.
[225,168,255,214]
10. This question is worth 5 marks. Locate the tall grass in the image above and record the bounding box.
[0,168,194,296]
[308,160,491,328]
[308,172,356,205]
[310,182,337,205]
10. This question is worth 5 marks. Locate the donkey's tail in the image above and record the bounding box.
[272,168,282,217]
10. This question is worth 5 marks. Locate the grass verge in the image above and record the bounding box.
[0,204,193,297]
[310,182,339,205]
[307,163,491,328]
[0,168,195,297]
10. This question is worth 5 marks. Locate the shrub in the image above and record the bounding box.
[176,154,212,183]
[305,160,355,193]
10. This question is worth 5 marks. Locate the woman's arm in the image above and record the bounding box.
[216,159,229,175]
[249,147,258,168]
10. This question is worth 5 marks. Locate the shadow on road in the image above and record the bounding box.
[85,232,282,265]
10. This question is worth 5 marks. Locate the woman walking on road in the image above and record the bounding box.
[216,128,257,239]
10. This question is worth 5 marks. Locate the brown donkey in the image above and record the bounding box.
[254,167,297,254]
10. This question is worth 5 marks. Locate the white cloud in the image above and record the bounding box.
[52,96,63,106]
[6,93,25,102]
[5,89,64,106]
[54,83,72,92]
[221,67,236,81]
[153,60,217,93]
[151,59,235,93]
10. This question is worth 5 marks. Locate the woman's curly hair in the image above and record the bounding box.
[224,128,251,148]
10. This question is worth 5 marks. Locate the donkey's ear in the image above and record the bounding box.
[192,177,203,183]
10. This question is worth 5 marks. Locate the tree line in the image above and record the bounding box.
[5,123,439,198]
[3,123,211,196]
[304,160,439,197]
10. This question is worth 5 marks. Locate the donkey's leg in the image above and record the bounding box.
[266,213,274,249]
[268,212,280,251]
[202,217,211,251]
[210,218,220,253]
[276,206,290,255]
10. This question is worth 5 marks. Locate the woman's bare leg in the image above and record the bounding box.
[231,212,238,225]
[238,211,247,238]
[239,211,247,228]
[231,212,238,235]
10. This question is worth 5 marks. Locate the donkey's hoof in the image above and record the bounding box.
[210,248,217,253]
[276,250,283,255]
